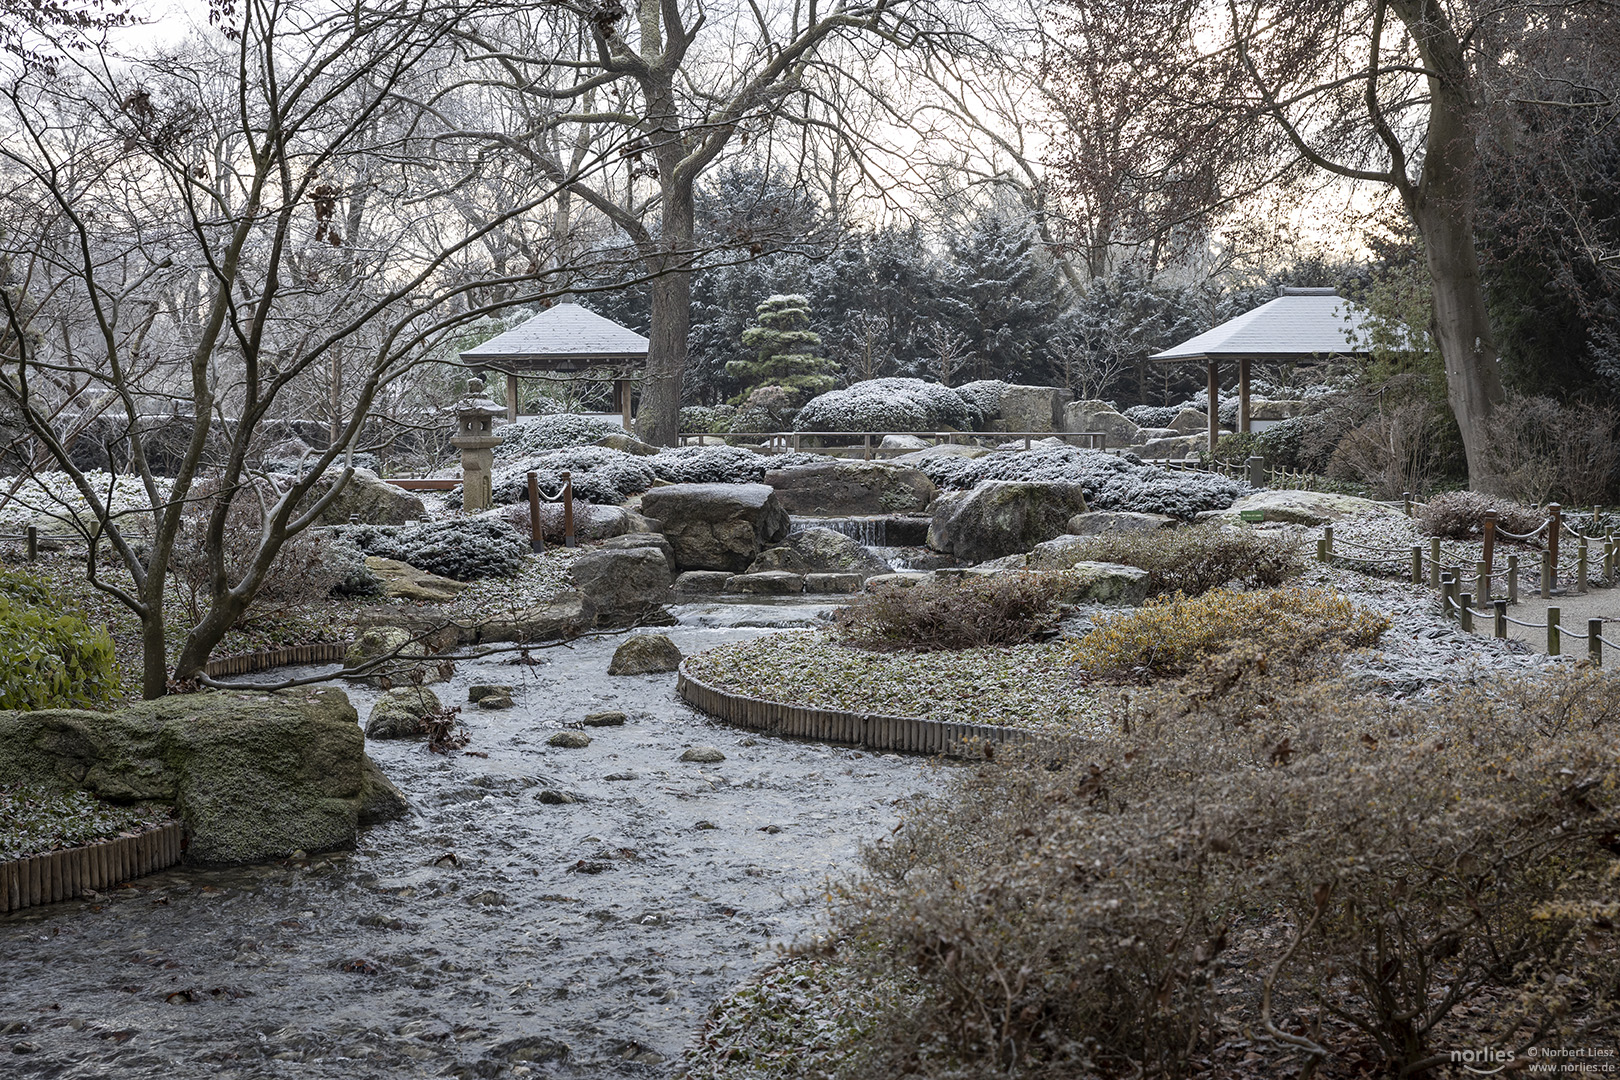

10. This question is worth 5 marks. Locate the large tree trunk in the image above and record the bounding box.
[1391,0,1506,491]
[637,184,694,447]
[140,604,169,699]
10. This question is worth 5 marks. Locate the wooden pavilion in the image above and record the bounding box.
[459,303,649,426]
[1150,287,1377,454]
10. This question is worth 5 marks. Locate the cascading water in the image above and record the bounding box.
[789,516,916,571]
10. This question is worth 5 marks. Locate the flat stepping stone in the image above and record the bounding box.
[548,731,592,749]
[679,746,725,763]
[583,711,627,727]
[723,571,803,595]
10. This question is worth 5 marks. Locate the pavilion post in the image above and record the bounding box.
[505,371,519,423]
[1238,357,1251,433]
[1206,361,1219,456]
[616,378,632,429]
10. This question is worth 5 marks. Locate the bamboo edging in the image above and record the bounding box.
[676,661,1035,758]
[1,821,184,915]
[202,641,352,678]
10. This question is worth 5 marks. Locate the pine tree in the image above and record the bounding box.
[728,294,837,402]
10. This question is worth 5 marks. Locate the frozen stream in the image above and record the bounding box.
[0,607,944,1079]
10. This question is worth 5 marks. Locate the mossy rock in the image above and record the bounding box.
[608,634,684,675]
[365,687,442,739]
[0,688,407,865]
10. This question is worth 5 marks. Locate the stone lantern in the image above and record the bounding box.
[451,378,503,512]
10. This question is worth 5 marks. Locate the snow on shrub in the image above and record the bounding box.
[0,470,169,530]
[793,378,972,433]
[952,380,1010,428]
[341,518,528,580]
[918,445,1245,519]
[493,414,614,459]
[490,446,656,506]
[648,444,770,484]
[1122,405,1181,428]
[680,405,737,434]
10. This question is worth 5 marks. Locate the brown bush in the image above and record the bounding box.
[832,572,1062,652]
[1326,400,1449,498]
[1416,489,1545,540]
[1061,523,1301,597]
[830,667,1620,1078]
[1486,396,1620,506]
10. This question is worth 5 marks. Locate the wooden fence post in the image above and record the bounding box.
[1578,541,1588,593]
[1481,511,1497,583]
[1410,544,1423,585]
[25,525,37,562]
[1548,607,1561,655]
[1459,592,1473,633]
[1403,491,1412,516]
[1429,538,1441,589]
[1507,553,1519,604]
[1589,619,1603,666]
[1494,600,1508,639]
[527,471,544,554]
[1540,550,1553,599]
[1548,503,1561,585]
[1475,560,1489,602]
[562,471,574,547]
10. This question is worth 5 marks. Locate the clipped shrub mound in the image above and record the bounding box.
[919,445,1246,519]
[490,446,656,506]
[1062,524,1301,596]
[833,572,1063,652]
[647,444,770,485]
[832,667,1620,1078]
[1122,403,1179,428]
[1417,489,1545,541]
[951,379,1009,427]
[0,568,121,708]
[493,414,615,459]
[793,378,973,433]
[1071,586,1389,678]
[679,405,738,434]
[342,518,528,581]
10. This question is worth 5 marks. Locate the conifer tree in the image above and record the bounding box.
[729,294,836,402]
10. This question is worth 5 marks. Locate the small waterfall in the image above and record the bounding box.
[789,516,911,571]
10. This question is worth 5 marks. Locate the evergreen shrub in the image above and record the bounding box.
[0,568,121,708]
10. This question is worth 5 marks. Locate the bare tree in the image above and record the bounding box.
[837,311,894,384]
[0,0,600,696]
[921,320,974,387]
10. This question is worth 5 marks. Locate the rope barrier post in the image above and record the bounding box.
[1459,592,1473,633]
[1540,550,1552,599]
[1547,607,1561,656]
[1429,537,1441,589]
[1440,571,1456,620]
[1507,554,1519,604]
[1589,619,1603,666]
[1547,503,1561,585]
[526,471,544,554]
[1578,540,1588,593]
[1494,600,1508,639]
[1410,544,1422,585]
[863,433,872,462]
[25,525,36,562]
[1481,511,1497,583]
[1403,491,1412,517]
[1607,537,1616,581]
[1475,560,1489,602]
[562,471,575,547]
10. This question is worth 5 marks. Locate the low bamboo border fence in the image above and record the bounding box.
[201,642,352,678]
[676,660,1035,758]
[1,821,184,914]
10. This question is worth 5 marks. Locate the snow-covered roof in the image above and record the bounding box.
[1151,288,1377,363]
[460,303,649,371]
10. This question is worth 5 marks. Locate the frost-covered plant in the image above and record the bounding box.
[342,518,528,580]
[649,444,771,484]
[1122,404,1180,428]
[680,405,738,434]
[323,534,382,596]
[0,469,169,530]
[1417,490,1545,541]
[261,452,378,476]
[918,445,1245,519]
[490,446,657,505]
[793,377,972,433]
[493,414,615,459]
[952,380,1009,428]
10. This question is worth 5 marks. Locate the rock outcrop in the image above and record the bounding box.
[763,460,936,515]
[608,634,684,675]
[1062,400,1143,447]
[568,546,673,612]
[746,526,890,578]
[927,481,1090,563]
[1066,510,1179,535]
[310,467,426,526]
[639,483,792,572]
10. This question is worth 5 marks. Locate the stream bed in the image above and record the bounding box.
[0,610,944,1079]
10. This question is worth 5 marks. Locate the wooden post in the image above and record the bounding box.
[1429,537,1442,589]
[617,378,633,429]
[1494,600,1508,639]
[1606,537,1615,580]
[527,471,544,554]
[1476,560,1489,602]
[505,371,519,423]
[562,471,574,547]
[1507,553,1519,604]
[1238,356,1251,433]
[1403,491,1412,516]
[1459,592,1473,633]
[1540,550,1552,599]
[1589,618,1603,666]
[1548,503,1561,585]
[864,433,872,461]
[1207,361,1219,455]
[1410,544,1423,585]
[1578,540,1588,593]
[1548,607,1561,655]
[25,525,37,562]
[1481,511,1497,583]
[1323,524,1333,561]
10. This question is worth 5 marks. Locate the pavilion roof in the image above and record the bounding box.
[459,303,649,372]
[1150,287,1378,363]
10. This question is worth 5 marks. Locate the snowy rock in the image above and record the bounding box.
[1067,510,1179,535]
[724,571,805,595]
[607,634,684,675]
[996,385,1072,433]
[568,546,673,611]
[764,460,937,515]
[879,434,929,450]
[1216,490,1404,526]
[1062,400,1143,447]
[927,480,1090,563]
[639,482,792,572]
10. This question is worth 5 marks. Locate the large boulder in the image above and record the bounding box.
[996,385,1071,433]
[495,501,658,544]
[639,483,792,572]
[568,546,673,611]
[596,531,677,569]
[1250,399,1315,421]
[1066,510,1179,535]
[343,624,450,687]
[1062,400,1143,447]
[311,468,426,526]
[0,688,407,865]
[1167,409,1210,435]
[893,444,992,465]
[1057,561,1151,605]
[608,633,684,675]
[746,526,890,578]
[879,434,929,451]
[364,556,469,603]
[927,481,1091,563]
[1026,534,1102,571]
[1214,490,1404,526]
[475,592,591,644]
[365,687,443,740]
[1137,435,1205,459]
[763,460,936,515]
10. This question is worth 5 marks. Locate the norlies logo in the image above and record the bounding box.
[1452,1048,1515,1074]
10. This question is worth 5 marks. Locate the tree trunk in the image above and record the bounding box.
[140,604,169,699]
[636,185,694,447]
